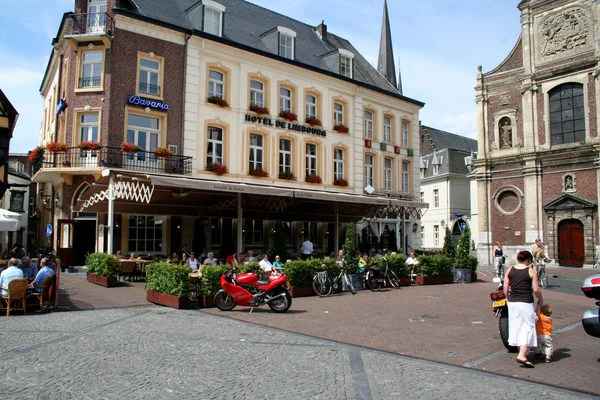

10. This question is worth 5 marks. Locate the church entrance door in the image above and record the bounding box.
[557,219,584,267]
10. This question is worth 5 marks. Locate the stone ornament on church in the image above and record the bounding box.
[499,119,512,148]
[539,7,589,58]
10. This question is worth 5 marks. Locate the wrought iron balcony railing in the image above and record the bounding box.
[68,12,113,36]
[79,77,102,89]
[139,83,161,96]
[36,147,192,175]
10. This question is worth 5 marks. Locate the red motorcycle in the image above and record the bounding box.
[214,267,292,313]
[491,277,517,352]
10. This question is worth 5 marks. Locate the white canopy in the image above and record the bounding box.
[0,214,19,231]
[0,208,20,217]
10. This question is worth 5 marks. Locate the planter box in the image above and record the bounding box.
[416,275,454,285]
[345,274,363,292]
[87,272,118,288]
[399,277,411,287]
[471,272,478,282]
[146,290,191,309]
[289,285,315,298]
[198,295,215,308]
[453,269,472,283]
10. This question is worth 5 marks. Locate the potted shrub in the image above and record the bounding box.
[278,111,297,122]
[453,228,478,283]
[333,124,349,133]
[206,162,228,176]
[46,142,68,153]
[78,141,102,151]
[146,262,191,309]
[305,115,322,126]
[278,171,295,180]
[85,252,118,288]
[207,96,229,108]
[386,253,410,286]
[415,254,453,285]
[249,104,270,115]
[120,142,143,153]
[305,174,322,184]
[249,167,269,178]
[342,223,362,291]
[333,178,348,187]
[199,264,229,308]
[284,259,320,297]
[154,147,175,159]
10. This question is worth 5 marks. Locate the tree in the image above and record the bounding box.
[442,227,455,262]
[454,228,472,270]
[342,223,359,274]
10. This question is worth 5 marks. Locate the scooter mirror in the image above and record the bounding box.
[492,277,501,283]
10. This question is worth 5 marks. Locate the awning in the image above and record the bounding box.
[0,214,19,231]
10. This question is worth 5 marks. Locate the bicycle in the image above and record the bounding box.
[494,256,505,278]
[312,262,356,297]
[365,256,400,291]
[533,258,549,289]
[593,253,600,269]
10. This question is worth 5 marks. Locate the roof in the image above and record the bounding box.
[114,0,420,104]
[420,148,474,178]
[421,125,477,154]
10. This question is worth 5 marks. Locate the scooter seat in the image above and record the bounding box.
[257,280,271,286]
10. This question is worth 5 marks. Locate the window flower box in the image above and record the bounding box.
[46,142,68,153]
[207,96,229,108]
[249,167,269,178]
[305,174,322,184]
[364,139,372,148]
[206,162,228,176]
[333,178,348,187]
[333,124,349,133]
[305,116,322,126]
[394,145,401,154]
[78,141,103,151]
[279,111,297,122]
[29,146,45,163]
[249,104,270,115]
[154,147,175,159]
[120,142,143,153]
[278,171,295,180]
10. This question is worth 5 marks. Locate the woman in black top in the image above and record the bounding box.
[493,241,506,277]
[504,250,543,368]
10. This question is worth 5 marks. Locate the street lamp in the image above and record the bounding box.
[0,89,18,199]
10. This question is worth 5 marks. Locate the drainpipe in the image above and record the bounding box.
[107,173,115,254]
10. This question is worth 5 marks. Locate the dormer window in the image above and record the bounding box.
[339,49,354,78]
[203,0,225,37]
[277,27,296,60]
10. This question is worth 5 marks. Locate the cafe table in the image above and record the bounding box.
[188,270,201,300]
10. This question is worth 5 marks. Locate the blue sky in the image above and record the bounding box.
[0,0,521,154]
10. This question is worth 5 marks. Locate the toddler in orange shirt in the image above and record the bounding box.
[534,304,553,362]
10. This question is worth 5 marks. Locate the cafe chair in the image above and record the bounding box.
[1,278,29,317]
[27,275,56,311]
[118,260,136,282]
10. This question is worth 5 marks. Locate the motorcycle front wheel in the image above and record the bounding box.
[214,290,236,311]
[268,287,292,313]
[499,309,518,353]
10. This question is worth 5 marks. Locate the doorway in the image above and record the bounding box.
[73,219,97,265]
[558,219,584,267]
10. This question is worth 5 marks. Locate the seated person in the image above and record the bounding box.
[273,255,284,273]
[259,254,274,277]
[18,256,38,281]
[405,252,419,280]
[169,252,180,264]
[203,252,217,266]
[30,257,55,293]
[0,258,23,296]
[187,252,200,271]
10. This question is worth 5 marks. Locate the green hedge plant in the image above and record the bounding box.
[284,259,321,286]
[200,265,229,296]
[386,254,408,277]
[415,254,453,277]
[85,252,117,277]
[454,228,477,271]
[146,262,190,298]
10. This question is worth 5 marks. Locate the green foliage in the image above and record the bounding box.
[200,264,229,296]
[270,229,288,261]
[238,262,262,275]
[442,227,456,261]
[146,262,190,297]
[386,254,408,277]
[454,228,477,271]
[85,252,117,277]
[415,254,453,277]
[284,259,321,286]
[342,223,359,274]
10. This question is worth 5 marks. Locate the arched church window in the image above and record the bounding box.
[549,83,585,145]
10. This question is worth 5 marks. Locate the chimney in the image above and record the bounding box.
[316,20,327,41]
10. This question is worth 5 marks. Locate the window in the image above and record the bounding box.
[138,57,161,97]
[365,154,374,187]
[303,222,317,240]
[384,116,392,143]
[279,139,292,173]
[433,189,439,208]
[79,113,99,143]
[384,158,392,191]
[204,7,222,36]
[249,134,264,171]
[87,0,107,31]
[334,148,344,180]
[207,126,223,165]
[246,219,263,244]
[128,215,163,253]
[306,94,317,118]
[306,143,317,176]
[340,55,352,78]
[279,33,294,59]
[420,225,424,242]
[434,225,439,247]
[402,121,409,147]
[250,80,264,107]
[402,161,409,193]
[79,50,102,89]
[433,163,440,175]
[8,191,24,213]
[275,221,292,244]
[280,87,292,113]
[208,70,224,99]
[420,191,424,203]
[14,162,24,174]
[550,83,585,145]
[364,110,373,139]
[127,114,159,161]
[334,103,344,126]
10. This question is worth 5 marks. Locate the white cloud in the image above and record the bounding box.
[0,67,43,90]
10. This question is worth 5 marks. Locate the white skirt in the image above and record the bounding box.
[507,301,537,347]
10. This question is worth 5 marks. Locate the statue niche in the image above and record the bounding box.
[499,117,512,148]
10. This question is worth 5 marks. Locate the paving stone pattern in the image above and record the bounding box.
[0,307,594,399]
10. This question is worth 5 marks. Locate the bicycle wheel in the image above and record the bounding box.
[343,273,356,295]
[366,270,382,291]
[388,271,400,289]
[539,269,548,289]
[313,273,333,297]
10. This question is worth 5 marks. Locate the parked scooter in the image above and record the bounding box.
[491,276,518,352]
[581,273,600,338]
[214,267,292,313]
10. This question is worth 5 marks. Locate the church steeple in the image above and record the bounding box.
[377,0,397,89]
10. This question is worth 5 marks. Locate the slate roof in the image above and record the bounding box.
[420,148,474,178]
[419,126,477,178]
[115,0,418,103]
[421,125,477,154]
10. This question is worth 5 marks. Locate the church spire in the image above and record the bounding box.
[377,0,397,89]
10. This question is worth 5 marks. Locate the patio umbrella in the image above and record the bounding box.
[0,214,19,231]
[0,208,20,217]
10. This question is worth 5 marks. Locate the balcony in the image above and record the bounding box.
[65,12,114,48]
[34,147,192,178]
[139,83,161,97]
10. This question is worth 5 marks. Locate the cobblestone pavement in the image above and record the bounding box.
[0,307,595,400]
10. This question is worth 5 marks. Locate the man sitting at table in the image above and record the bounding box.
[30,258,55,293]
[259,254,275,277]
[0,258,23,296]
[18,256,38,280]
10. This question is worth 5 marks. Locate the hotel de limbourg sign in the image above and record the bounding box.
[244,114,326,137]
